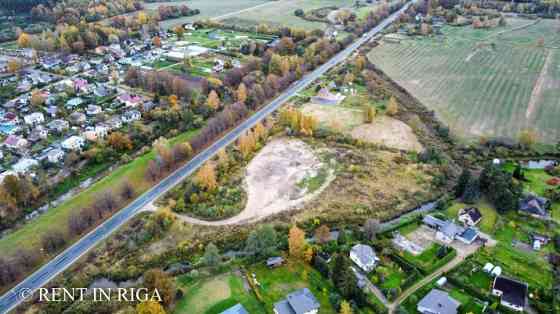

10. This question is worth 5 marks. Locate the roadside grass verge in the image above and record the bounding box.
[0,129,199,256]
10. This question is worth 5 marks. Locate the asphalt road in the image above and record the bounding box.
[0,2,413,313]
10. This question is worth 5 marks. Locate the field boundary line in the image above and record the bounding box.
[526,48,552,119]
[210,1,280,21]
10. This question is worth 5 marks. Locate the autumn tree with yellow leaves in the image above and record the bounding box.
[17,33,31,48]
[386,96,399,116]
[279,107,318,136]
[288,225,306,259]
[136,301,166,314]
[238,130,257,158]
[195,162,217,191]
[207,90,220,110]
[30,90,45,107]
[168,94,179,110]
[364,106,376,123]
[339,300,352,314]
[237,83,248,103]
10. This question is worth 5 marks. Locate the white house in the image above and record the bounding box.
[46,148,65,163]
[66,97,85,109]
[12,158,39,174]
[349,244,379,273]
[24,112,45,125]
[61,136,85,151]
[122,110,141,123]
[492,276,527,312]
[83,125,108,142]
[86,105,102,116]
[47,119,70,133]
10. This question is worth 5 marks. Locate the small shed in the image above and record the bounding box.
[266,256,284,268]
[491,266,502,277]
[436,277,447,287]
[483,262,494,273]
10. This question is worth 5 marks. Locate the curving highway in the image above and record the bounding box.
[0,2,413,313]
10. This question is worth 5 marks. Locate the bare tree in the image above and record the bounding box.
[41,230,66,254]
[120,181,136,200]
[364,219,380,241]
[13,249,41,269]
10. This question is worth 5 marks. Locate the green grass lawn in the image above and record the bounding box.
[0,129,199,257]
[249,259,336,313]
[402,243,457,275]
[151,59,178,69]
[403,243,441,267]
[476,244,553,290]
[446,199,498,234]
[174,272,264,314]
[502,161,554,196]
[552,203,560,224]
[375,263,406,290]
[397,221,421,236]
[449,288,485,314]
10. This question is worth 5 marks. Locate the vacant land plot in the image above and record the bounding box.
[351,116,423,152]
[249,260,336,313]
[174,138,335,225]
[301,103,423,152]
[368,18,560,142]
[174,272,264,314]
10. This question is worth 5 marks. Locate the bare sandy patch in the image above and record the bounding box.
[351,116,423,152]
[302,102,422,152]
[176,138,335,226]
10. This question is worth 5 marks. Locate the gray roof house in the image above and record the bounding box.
[423,215,478,245]
[417,289,460,314]
[519,194,550,218]
[350,244,379,273]
[220,303,249,314]
[274,288,320,314]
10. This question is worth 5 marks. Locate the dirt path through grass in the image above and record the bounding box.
[526,48,552,120]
